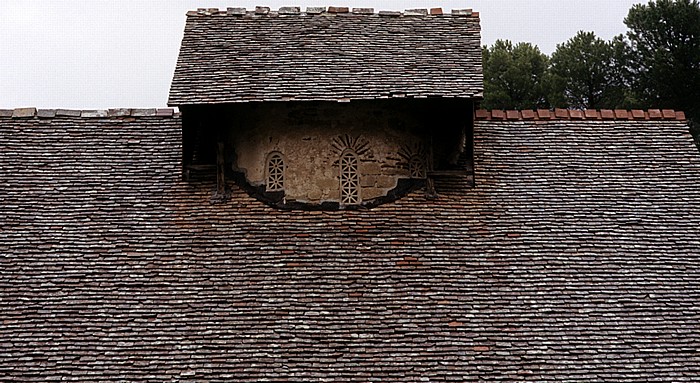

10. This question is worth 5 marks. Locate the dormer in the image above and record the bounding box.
[168,6,483,209]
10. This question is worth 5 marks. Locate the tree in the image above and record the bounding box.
[481,40,550,110]
[549,31,630,109]
[625,0,700,121]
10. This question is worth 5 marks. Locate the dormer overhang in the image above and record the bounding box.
[168,7,483,107]
[170,6,483,209]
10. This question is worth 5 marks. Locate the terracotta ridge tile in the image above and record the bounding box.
[600,109,615,119]
[185,6,480,18]
[614,109,629,119]
[491,110,505,120]
[474,109,490,120]
[521,110,536,120]
[554,108,569,119]
[584,109,600,119]
[569,109,584,119]
[474,109,685,121]
[537,109,551,119]
[4,108,178,119]
[327,6,349,13]
[648,109,662,119]
[662,109,676,119]
[506,110,520,120]
[631,109,646,119]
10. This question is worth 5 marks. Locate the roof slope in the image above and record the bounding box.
[168,7,483,105]
[2,110,700,381]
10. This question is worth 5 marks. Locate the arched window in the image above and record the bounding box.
[340,150,360,204]
[266,152,285,191]
[409,155,426,178]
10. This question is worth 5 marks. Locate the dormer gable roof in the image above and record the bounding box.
[168,7,483,105]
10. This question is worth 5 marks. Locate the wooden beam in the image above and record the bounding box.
[427,170,471,177]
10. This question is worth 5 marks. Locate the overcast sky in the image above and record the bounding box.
[1,0,647,109]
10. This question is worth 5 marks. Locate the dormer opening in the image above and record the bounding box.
[171,7,482,209]
[179,98,476,209]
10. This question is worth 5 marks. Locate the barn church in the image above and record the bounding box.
[1,6,700,382]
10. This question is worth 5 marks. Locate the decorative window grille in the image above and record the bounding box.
[266,152,285,191]
[409,155,426,178]
[340,151,360,204]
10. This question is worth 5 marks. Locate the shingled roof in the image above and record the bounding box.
[2,108,700,380]
[168,7,483,105]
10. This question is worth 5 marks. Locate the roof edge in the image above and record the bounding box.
[169,95,481,107]
[186,6,479,18]
[476,108,686,122]
[0,108,180,119]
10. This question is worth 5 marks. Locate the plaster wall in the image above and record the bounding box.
[228,101,426,204]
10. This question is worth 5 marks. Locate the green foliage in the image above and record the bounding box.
[481,35,635,110]
[549,31,631,109]
[625,0,700,121]
[481,40,550,110]
[481,0,700,143]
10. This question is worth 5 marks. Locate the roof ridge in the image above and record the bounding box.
[0,108,179,119]
[475,108,686,121]
[187,6,478,18]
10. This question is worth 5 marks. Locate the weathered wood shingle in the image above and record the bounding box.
[1,112,700,381]
[168,9,483,105]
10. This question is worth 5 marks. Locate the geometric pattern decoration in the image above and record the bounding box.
[331,134,371,158]
[399,141,426,178]
[408,155,426,178]
[340,150,360,204]
[266,152,285,191]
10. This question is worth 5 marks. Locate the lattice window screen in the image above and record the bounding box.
[266,152,285,191]
[409,155,426,178]
[340,151,360,204]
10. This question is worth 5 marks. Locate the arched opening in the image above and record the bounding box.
[409,155,426,178]
[340,150,360,204]
[266,152,285,192]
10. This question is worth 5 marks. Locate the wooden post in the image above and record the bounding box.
[216,141,225,195]
[181,108,195,181]
[426,135,437,197]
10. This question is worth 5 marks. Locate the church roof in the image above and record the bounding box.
[2,108,700,381]
[168,7,483,105]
